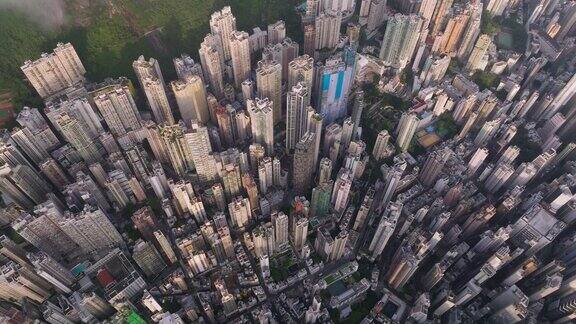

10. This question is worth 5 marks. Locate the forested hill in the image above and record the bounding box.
[0,0,301,110]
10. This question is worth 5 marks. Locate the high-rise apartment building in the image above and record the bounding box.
[430,0,454,34]
[465,34,492,72]
[395,113,420,152]
[16,107,60,152]
[209,7,237,61]
[366,0,387,33]
[44,97,103,140]
[13,213,79,260]
[228,196,252,228]
[288,55,314,101]
[159,123,195,177]
[457,4,482,59]
[229,31,251,87]
[286,83,311,151]
[199,34,225,98]
[373,130,391,161]
[247,98,274,155]
[420,55,451,87]
[486,0,510,16]
[331,169,353,213]
[379,14,423,69]
[9,127,49,165]
[171,75,210,125]
[315,10,342,50]
[303,25,316,56]
[311,180,333,217]
[419,0,439,29]
[55,113,102,164]
[173,54,204,82]
[369,202,402,260]
[420,148,452,187]
[59,206,124,258]
[185,121,217,183]
[316,55,354,124]
[293,133,317,194]
[132,240,167,277]
[375,159,407,213]
[93,85,141,136]
[435,12,470,56]
[256,60,282,124]
[133,56,174,124]
[267,20,286,45]
[40,158,70,190]
[0,164,51,209]
[21,43,86,98]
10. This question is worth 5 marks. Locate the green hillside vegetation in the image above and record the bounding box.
[0,0,301,109]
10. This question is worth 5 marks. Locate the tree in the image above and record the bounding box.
[481,10,501,36]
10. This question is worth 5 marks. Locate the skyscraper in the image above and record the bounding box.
[350,90,364,140]
[286,83,311,151]
[159,123,195,177]
[373,130,391,161]
[9,127,49,165]
[256,60,282,124]
[419,55,451,87]
[21,43,86,98]
[54,113,102,164]
[45,97,103,140]
[173,53,204,82]
[465,34,492,72]
[185,121,217,183]
[419,0,439,29]
[369,202,402,260]
[247,98,274,155]
[315,10,342,50]
[267,20,286,45]
[59,206,124,258]
[316,55,354,123]
[93,85,141,136]
[395,113,419,152]
[228,196,252,228]
[199,34,225,98]
[311,180,333,217]
[545,72,576,120]
[306,109,324,168]
[316,158,332,184]
[379,14,423,69]
[419,148,452,187]
[435,12,470,56]
[331,169,353,213]
[292,216,309,252]
[366,0,387,33]
[229,31,251,87]
[303,24,316,56]
[0,164,51,208]
[484,163,514,194]
[293,132,317,194]
[457,4,482,59]
[133,56,174,124]
[272,211,289,250]
[209,6,237,61]
[430,0,454,34]
[288,55,314,99]
[375,159,407,213]
[132,240,167,277]
[40,158,70,190]
[16,107,60,152]
[171,75,210,125]
[486,0,510,16]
